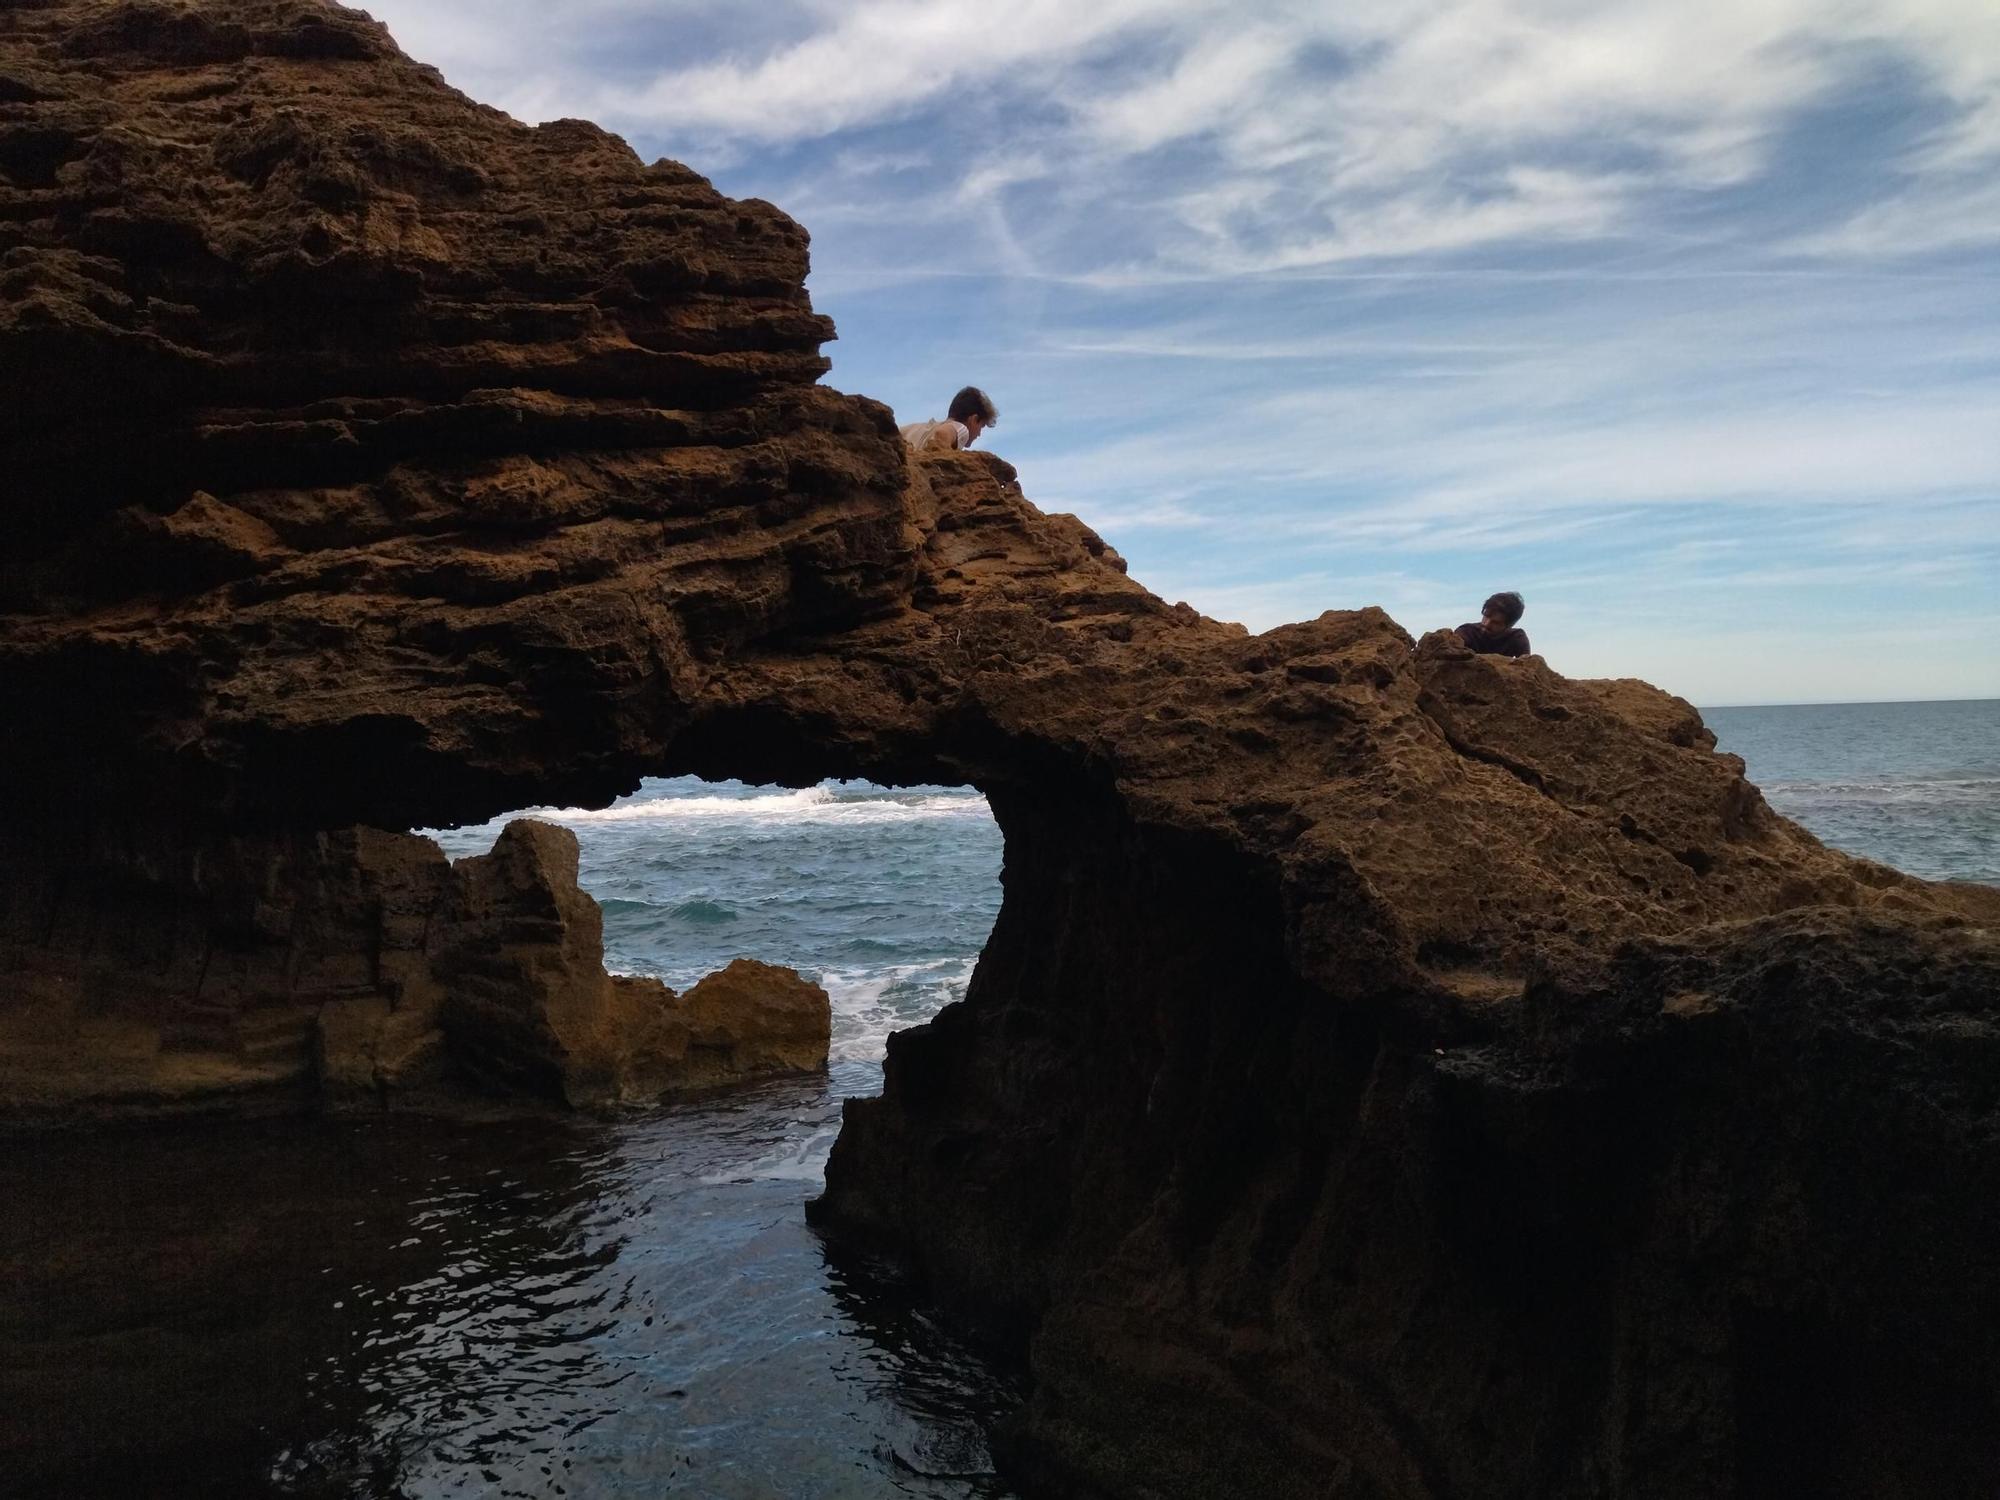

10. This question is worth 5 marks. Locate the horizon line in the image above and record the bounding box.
[1698,695,1998,711]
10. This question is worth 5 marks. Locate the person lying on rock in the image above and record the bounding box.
[900,386,998,452]
[1454,591,1531,657]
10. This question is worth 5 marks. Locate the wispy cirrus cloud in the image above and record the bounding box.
[594,0,1188,145]
[356,0,2000,702]
[366,0,2000,271]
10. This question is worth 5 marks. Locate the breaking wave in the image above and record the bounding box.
[522,782,988,827]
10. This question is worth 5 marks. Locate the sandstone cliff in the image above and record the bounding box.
[1,0,855,1117]
[3,4,1997,1495]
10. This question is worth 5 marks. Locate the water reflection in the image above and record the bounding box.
[0,1080,1021,1499]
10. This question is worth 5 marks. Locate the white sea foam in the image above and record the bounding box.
[821,956,979,1065]
[1768,777,2000,801]
[521,783,988,828]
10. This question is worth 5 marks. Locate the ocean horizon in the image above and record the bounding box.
[1702,695,2000,710]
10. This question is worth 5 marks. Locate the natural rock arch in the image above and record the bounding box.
[4,5,1998,1496]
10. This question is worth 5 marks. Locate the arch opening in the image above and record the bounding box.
[3,770,1031,1498]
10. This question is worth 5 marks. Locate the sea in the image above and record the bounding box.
[1705,699,2000,885]
[3,699,1994,1497]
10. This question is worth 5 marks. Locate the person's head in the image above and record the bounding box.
[948,386,998,442]
[1480,591,1525,633]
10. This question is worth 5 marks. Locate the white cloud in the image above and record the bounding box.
[1793,170,2000,258]
[954,155,1054,207]
[591,0,1190,144]
[1039,368,2000,531]
[361,0,2000,265]
[351,0,2000,702]
[1083,27,1291,155]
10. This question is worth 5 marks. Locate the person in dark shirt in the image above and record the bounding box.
[1454,591,1531,657]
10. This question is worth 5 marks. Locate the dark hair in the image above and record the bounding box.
[1482,591,1525,626]
[948,386,997,425]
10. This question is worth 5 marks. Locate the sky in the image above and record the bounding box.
[362,1,2000,706]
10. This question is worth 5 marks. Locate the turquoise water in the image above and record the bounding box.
[427,781,1007,1098]
[1707,698,2000,885]
[7,704,1994,1497]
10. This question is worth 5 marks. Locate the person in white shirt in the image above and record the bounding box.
[899,386,998,452]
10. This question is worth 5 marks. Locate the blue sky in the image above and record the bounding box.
[366,1,1999,706]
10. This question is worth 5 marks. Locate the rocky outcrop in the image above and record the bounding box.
[4,4,1997,1494]
[1,0,867,1121]
[844,888,2000,1500]
[0,810,829,1121]
[429,822,829,1108]
[1,0,907,834]
[673,957,839,1087]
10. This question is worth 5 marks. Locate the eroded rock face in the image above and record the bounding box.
[675,957,836,1088]
[432,822,830,1108]
[0,811,830,1120]
[1,0,876,1120]
[1,0,910,832]
[4,5,1998,1495]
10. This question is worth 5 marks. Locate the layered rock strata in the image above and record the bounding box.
[1,810,831,1120]
[4,4,1998,1495]
[1,0,862,1119]
[339,819,831,1112]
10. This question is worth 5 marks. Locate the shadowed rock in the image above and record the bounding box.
[431,821,829,1108]
[3,4,1997,1495]
[0,810,830,1117]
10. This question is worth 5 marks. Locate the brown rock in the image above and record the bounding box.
[0,822,454,1123]
[315,992,446,1107]
[434,817,636,1106]
[0,809,826,1121]
[675,957,832,1087]
[433,820,829,1109]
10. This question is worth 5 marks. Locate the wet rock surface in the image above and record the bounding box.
[4,4,1998,1495]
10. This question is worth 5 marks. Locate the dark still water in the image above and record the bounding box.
[3,783,1013,1499]
[1,1099,1018,1499]
[5,707,1994,1498]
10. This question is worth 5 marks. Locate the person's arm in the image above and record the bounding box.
[1506,630,1531,657]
